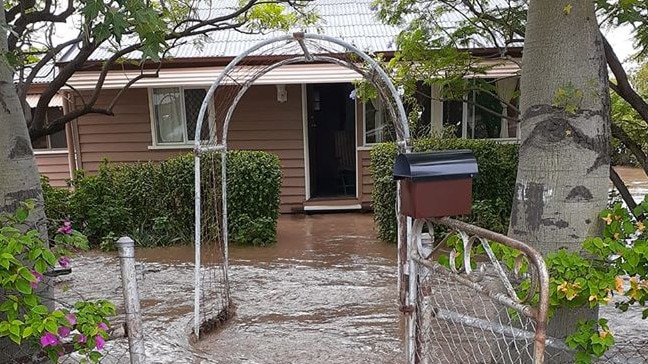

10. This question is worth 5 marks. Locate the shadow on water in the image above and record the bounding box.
[56,213,405,363]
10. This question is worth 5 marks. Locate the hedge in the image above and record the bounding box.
[371,138,519,242]
[42,151,282,248]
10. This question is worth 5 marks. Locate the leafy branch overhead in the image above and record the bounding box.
[3,0,316,141]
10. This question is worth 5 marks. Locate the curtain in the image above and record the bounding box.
[496,78,518,138]
[153,88,184,143]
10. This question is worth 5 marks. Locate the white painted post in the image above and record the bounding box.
[116,237,146,364]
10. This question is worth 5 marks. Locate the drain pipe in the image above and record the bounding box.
[117,237,146,364]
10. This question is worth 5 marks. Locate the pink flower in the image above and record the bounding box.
[57,221,72,235]
[95,335,105,350]
[97,322,109,331]
[58,256,71,268]
[30,270,43,289]
[76,334,87,344]
[40,332,59,348]
[58,326,71,338]
[65,313,76,326]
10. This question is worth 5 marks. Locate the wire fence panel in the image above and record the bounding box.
[595,299,648,364]
[404,217,552,364]
[415,264,538,363]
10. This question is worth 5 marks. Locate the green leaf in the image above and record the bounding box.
[8,323,20,337]
[34,260,47,274]
[44,320,58,334]
[9,333,21,344]
[15,278,33,295]
[14,208,28,223]
[31,305,49,315]
[18,267,35,282]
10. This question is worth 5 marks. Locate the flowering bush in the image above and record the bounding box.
[436,196,648,363]
[0,201,115,362]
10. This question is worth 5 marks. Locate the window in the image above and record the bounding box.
[364,83,433,145]
[32,107,67,150]
[364,98,394,144]
[150,87,211,145]
[441,78,519,140]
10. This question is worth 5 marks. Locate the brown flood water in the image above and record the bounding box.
[56,213,404,363]
[55,168,648,363]
[614,166,648,202]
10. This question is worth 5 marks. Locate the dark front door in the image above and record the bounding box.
[307,83,356,198]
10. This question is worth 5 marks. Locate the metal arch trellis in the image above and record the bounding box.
[191,32,412,340]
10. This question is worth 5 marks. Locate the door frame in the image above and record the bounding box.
[301,83,359,202]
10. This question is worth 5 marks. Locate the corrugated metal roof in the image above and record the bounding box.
[15,62,57,84]
[61,0,521,62]
[62,0,405,62]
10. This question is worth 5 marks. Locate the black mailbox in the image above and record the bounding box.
[393,150,478,218]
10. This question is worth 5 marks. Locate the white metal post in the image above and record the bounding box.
[193,156,202,338]
[116,237,146,364]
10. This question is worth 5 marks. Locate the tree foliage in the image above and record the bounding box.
[3,0,314,141]
[373,0,648,215]
[0,202,115,362]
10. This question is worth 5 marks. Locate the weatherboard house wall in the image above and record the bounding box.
[70,84,315,213]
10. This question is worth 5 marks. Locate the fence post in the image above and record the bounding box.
[116,236,146,364]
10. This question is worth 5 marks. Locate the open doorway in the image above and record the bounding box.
[306,83,356,199]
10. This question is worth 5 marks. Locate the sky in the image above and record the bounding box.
[602,24,640,69]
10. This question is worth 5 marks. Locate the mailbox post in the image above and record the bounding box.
[393,150,478,219]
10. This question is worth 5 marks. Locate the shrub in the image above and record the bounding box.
[226,151,282,246]
[40,176,71,236]
[0,202,114,363]
[67,167,132,245]
[43,151,281,248]
[370,138,519,242]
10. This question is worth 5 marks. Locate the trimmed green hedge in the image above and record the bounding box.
[371,138,519,242]
[42,151,281,248]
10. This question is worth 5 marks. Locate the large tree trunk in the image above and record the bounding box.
[0,8,50,362]
[510,0,610,361]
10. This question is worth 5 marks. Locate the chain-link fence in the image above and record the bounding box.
[403,217,552,364]
[404,217,648,364]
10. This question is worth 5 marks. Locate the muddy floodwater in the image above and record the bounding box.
[56,167,648,363]
[56,213,404,363]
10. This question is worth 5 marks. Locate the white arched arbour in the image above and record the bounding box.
[192,32,411,339]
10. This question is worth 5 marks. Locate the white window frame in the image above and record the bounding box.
[32,107,68,151]
[148,87,215,147]
[362,96,434,146]
[442,90,521,142]
[362,98,388,146]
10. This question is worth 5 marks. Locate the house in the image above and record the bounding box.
[39,0,521,213]
[25,63,75,188]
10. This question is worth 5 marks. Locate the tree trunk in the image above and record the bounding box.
[510,0,610,361]
[0,8,50,362]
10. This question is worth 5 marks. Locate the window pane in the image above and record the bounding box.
[32,136,48,149]
[408,83,432,138]
[442,100,463,138]
[364,99,395,144]
[49,129,67,149]
[47,108,67,148]
[153,88,184,143]
[184,89,209,141]
[469,90,503,139]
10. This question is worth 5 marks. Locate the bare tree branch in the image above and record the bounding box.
[611,123,648,171]
[610,166,643,221]
[603,34,648,125]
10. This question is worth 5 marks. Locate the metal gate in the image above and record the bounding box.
[401,217,557,363]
